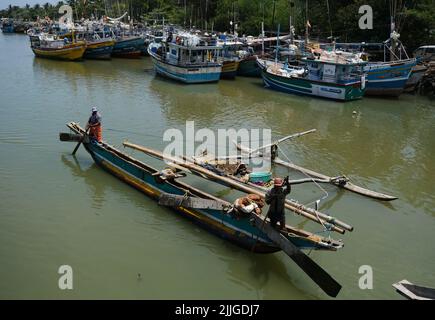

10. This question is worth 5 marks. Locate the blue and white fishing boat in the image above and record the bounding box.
[365,58,416,97]
[148,32,223,84]
[258,50,367,101]
[364,17,417,97]
[333,41,416,97]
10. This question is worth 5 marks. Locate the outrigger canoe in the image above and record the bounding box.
[60,122,344,297]
[61,122,342,253]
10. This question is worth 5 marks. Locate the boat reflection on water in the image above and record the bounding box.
[61,154,108,210]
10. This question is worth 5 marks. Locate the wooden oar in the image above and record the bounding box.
[251,213,342,297]
[72,128,89,155]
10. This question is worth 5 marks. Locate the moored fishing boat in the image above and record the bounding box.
[1,19,14,33]
[218,41,243,79]
[29,34,86,61]
[148,32,223,84]
[365,58,416,96]
[363,15,417,97]
[258,50,367,101]
[84,38,115,60]
[220,59,239,79]
[238,55,262,77]
[112,35,144,58]
[72,30,115,60]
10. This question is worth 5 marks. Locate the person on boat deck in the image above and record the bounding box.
[265,177,291,230]
[86,107,102,143]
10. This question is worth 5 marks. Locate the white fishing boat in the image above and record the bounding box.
[148,32,223,84]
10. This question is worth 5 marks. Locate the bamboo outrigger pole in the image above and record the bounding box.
[123,141,351,234]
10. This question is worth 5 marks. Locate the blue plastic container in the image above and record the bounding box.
[249,171,272,183]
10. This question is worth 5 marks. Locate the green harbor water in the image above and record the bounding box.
[0,33,434,299]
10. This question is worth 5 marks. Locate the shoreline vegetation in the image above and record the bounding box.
[1,0,434,51]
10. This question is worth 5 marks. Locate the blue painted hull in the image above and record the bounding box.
[112,37,144,58]
[365,59,416,97]
[261,69,365,101]
[84,44,113,60]
[149,50,221,84]
[1,25,14,33]
[154,63,221,83]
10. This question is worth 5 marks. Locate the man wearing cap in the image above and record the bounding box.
[86,107,102,142]
[265,176,291,230]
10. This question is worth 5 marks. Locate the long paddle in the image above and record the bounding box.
[72,128,89,155]
[251,213,342,297]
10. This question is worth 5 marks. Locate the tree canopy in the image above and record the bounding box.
[1,0,433,50]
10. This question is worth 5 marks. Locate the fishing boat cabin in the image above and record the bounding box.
[304,51,367,85]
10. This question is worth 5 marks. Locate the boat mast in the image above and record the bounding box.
[184,0,187,28]
[275,24,280,65]
[289,1,294,44]
[389,0,396,61]
[261,0,265,55]
[261,21,265,55]
[305,0,309,44]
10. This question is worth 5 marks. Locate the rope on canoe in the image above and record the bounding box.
[276,144,331,233]
[276,144,329,205]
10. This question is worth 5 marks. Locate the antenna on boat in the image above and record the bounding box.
[261,21,265,55]
[305,0,309,44]
[275,24,280,65]
[326,0,333,39]
[289,1,295,45]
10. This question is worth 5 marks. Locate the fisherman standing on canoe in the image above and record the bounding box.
[265,177,291,230]
[86,107,102,142]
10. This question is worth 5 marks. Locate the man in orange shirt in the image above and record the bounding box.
[86,107,102,142]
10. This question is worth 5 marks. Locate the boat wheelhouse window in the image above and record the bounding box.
[309,62,319,69]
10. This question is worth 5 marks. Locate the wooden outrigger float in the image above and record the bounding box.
[234,129,398,202]
[60,122,344,297]
[273,158,397,201]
